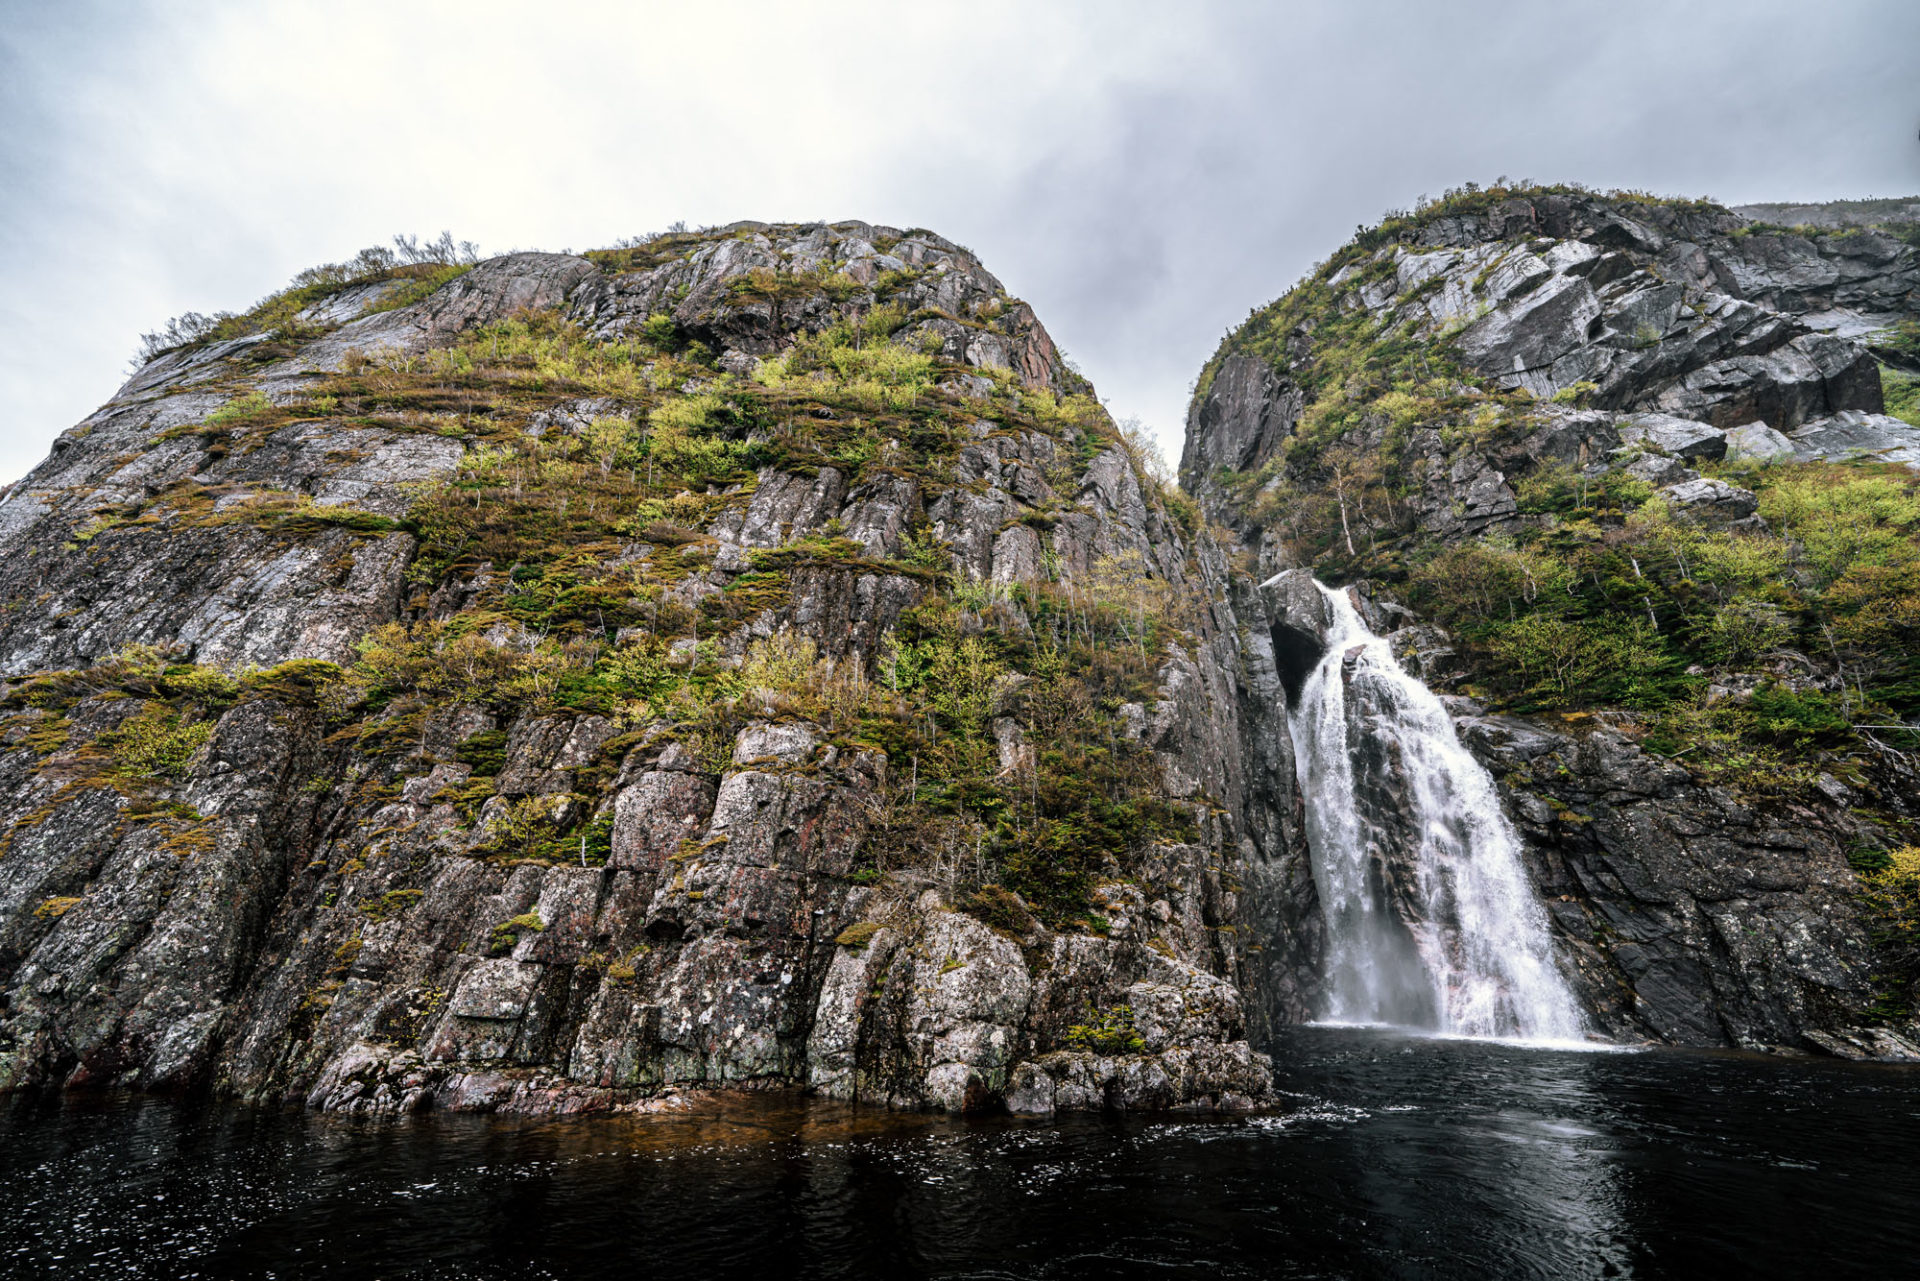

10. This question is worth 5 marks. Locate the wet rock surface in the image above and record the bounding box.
[1456,712,1881,1047]
[1182,190,1920,1057]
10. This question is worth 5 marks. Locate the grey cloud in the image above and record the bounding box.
[3,0,1916,481]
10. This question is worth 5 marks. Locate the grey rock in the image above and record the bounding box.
[732,721,819,767]
[612,773,717,872]
[1660,477,1758,523]
[1723,421,1797,460]
[1455,272,1603,379]
[1790,410,1920,467]
[1180,353,1301,476]
[1625,454,1697,487]
[1618,414,1728,461]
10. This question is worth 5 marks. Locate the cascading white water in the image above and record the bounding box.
[1289,580,1586,1042]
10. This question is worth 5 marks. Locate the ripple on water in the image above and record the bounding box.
[1,1029,1917,1278]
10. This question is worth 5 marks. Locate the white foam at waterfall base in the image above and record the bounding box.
[1288,580,1589,1043]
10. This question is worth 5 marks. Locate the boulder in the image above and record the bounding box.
[1790,410,1920,468]
[1723,420,1796,460]
[1618,414,1728,462]
[1625,453,1697,487]
[1660,477,1759,524]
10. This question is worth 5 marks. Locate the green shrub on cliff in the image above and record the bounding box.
[103,702,213,779]
[1860,846,1920,1019]
[1064,1003,1145,1055]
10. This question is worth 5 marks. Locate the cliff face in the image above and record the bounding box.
[1184,187,1920,1058]
[10,189,1915,1115]
[0,222,1279,1113]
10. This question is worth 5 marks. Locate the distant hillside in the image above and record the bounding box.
[1735,196,1920,231]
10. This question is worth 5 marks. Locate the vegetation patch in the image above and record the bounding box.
[834,921,883,950]
[1063,1003,1146,1055]
[488,911,545,956]
[1860,846,1920,1020]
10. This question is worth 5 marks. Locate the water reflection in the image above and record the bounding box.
[1274,1031,1634,1276]
[1,1028,1916,1278]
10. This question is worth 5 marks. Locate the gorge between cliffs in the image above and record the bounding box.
[3,185,1920,1141]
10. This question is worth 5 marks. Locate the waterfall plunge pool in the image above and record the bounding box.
[4,1027,1917,1278]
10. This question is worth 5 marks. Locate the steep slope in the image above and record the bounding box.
[0,222,1277,1112]
[1185,184,1920,1057]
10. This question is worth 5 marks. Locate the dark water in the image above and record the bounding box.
[4,1028,1918,1279]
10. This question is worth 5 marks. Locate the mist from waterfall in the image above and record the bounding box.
[1288,581,1587,1043]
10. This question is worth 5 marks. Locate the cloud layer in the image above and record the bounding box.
[4,0,1917,481]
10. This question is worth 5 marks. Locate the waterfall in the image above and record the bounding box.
[1288,580,1586,1042]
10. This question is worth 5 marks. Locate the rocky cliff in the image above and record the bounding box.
[1185,185,1920,1058]
[0,222,1278,1114]
[9,187,1919,1119]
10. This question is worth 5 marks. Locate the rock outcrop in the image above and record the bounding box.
[1184,186,1920,1055]
[9,186,1918,1117]
[0,221,1278,1113]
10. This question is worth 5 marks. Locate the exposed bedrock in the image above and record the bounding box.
[0,220,1295,1114]
[1185,189,1920,1058]
[6,189,1919,1120]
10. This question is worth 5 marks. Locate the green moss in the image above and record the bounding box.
[12,714,72,757]
[358,888,425,921]
[488,911,545,956]
[834,921,883,949]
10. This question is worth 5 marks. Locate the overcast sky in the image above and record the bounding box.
[3,0,1917,483]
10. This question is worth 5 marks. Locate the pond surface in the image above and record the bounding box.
[3,1027,1917,1278]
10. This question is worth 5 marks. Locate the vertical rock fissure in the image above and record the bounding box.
[1287,580,1587,1041]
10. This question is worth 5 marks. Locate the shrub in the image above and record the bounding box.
[640,313,680,349]
[1859,846,1920,1018]
[925,636,1006,735]
[1063,1003,1145,1055]
[1485,615,1675,708]
[596,636,678,703]
[1698,599,1792,666]
[963,885,1032,934]
[134,312,223,363]
[1759,471,1920,586]
[647,394,747,481]
[1745,683,1850,747]
[737,632,820,695]
[103,702,213,779]
[1882,367,1920,430]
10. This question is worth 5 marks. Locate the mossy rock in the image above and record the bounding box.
[834,921,883,950]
